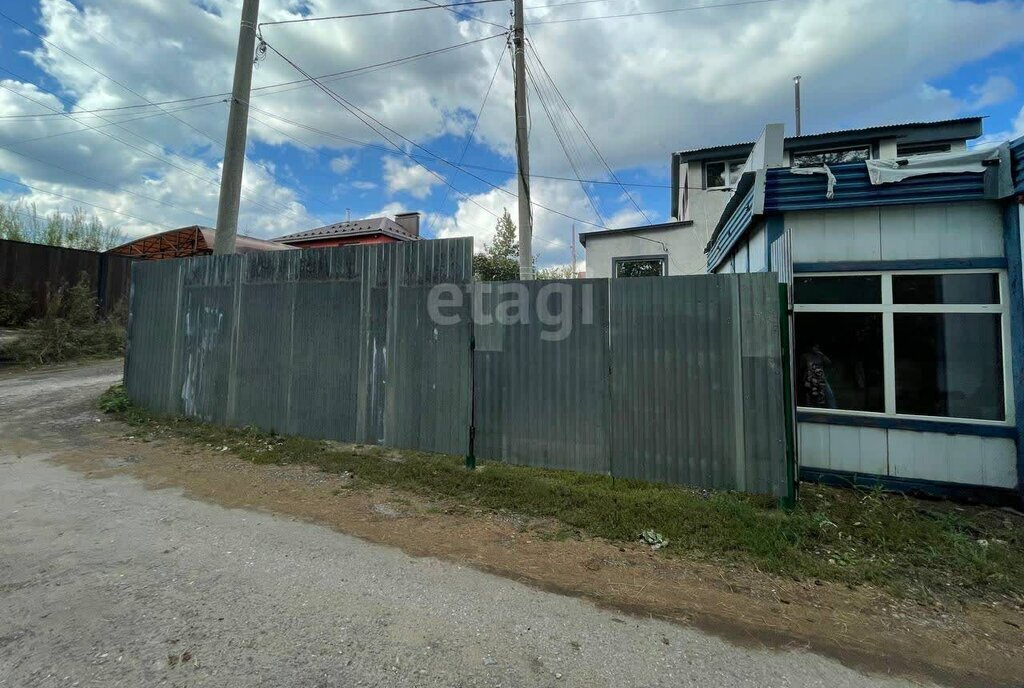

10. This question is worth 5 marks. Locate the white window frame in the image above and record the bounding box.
[704,159,745,189]
[794,269,1015,427]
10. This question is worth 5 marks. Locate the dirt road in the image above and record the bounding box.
[0,362,967,686]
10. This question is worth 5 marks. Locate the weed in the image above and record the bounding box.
[4,273,124,364]
[104,387,1024,603]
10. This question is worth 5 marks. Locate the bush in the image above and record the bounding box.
[99,384,132,413]
[3,273,125,364]
[0,288,32,326]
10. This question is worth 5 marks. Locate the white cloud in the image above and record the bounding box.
[329,155,355,175]
[382,156,444,199]
[969,75,1017,110]
[3,0,1024,247]
[351,180,377,190]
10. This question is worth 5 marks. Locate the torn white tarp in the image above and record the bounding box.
[790,164,836,199]
[865,145,1004,185]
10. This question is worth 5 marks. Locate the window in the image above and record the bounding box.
[614,256,666,278]
[896,142,952,157]
[794,271,1011,423]
[791,145,871,168]
[704,159,745,189]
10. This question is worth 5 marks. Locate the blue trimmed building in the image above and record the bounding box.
[581,118,1024,503]
[702,123,1024,504]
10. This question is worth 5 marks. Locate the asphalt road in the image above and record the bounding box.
[0,361,927,687]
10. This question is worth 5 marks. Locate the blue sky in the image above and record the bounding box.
[1,0,1023,269]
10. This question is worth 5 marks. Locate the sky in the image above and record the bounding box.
[1,0,1023,270]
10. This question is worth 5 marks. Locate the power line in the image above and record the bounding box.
[523,57,606,227]
[526,39,652,224]
[259,0,506,28]
[440,40,508,222]
[0,33,508,122]
[419,0,509,28]
[527,0,788,24]
[0,175,177,230]
[0,79,307,222]
[1,100,227,147]
[259,38,503,223]
[0,147,217,224]
[0,11,327,222]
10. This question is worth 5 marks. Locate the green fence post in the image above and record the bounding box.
[465,332,476,471]
[778,282,798,510]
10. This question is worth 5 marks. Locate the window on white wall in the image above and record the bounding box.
[614,256,666,277]
[791,145,870,167]
[704,159,745,189]
[793,271,1012,424]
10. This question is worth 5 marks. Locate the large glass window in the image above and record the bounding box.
[795,312,884,412]
[614,256,666,278]
[704,159,745,189]
[894,313,1004,420]
[792,146,870,167]
[794,271,1009,423]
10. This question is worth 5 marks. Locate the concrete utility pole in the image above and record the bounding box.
[214,0,261,255]
[513,0,533,279]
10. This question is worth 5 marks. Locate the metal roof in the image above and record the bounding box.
[577,219,693,246]
[274,216,418,243]
[108,226,293,260]
[675,117,985,160]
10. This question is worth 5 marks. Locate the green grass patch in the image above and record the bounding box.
[102,385,1024,603]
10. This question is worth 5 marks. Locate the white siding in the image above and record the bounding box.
[583,224,708,278]
[798,423,887,475]
[789,208,881,262]
[787,202,1004,263]
[748,224,768,272]
[799,421,1018,488]
[879,202,1003,260]
[887,430,1017,488]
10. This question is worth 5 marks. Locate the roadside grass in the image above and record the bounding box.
[100,384,1024,603]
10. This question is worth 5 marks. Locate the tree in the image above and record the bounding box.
[536,264,575,280]
[0,201,123,251]
[472,208,523,281]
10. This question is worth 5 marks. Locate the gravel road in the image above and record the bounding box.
[0,361,928,687]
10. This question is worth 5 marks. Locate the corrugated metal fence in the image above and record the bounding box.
[0,238,132,320]
[126,241,790,496]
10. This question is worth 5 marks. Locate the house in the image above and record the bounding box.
[273,212,421,248]
[580,118,985,278]
[108,226,294,260]
[700,121,1024,504]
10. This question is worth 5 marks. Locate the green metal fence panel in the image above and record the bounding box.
[125,239,473,451]
[609,274,787,495]
[473,279,612,473]
[124,258,183,415]
[126,245,788,497]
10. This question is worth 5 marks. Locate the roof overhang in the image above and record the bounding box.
[578,220,693,247]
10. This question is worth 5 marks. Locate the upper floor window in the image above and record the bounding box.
[704,159,745,189]
[791,145,870,168]
[614,256,666,278]
[896,142,952,157]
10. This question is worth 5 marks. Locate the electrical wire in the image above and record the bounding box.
[259,38,503,223]
[418,0,509,28]
[259,0,505,28]
[0,175,178,230]
[0,11,328,222]
[526,38,652,224]
[0,34,507,122]
[0,79,308,222]
[527,0,788,24]
[0,147,217,224]
[523,58,605,227]
[440,42,507,223]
